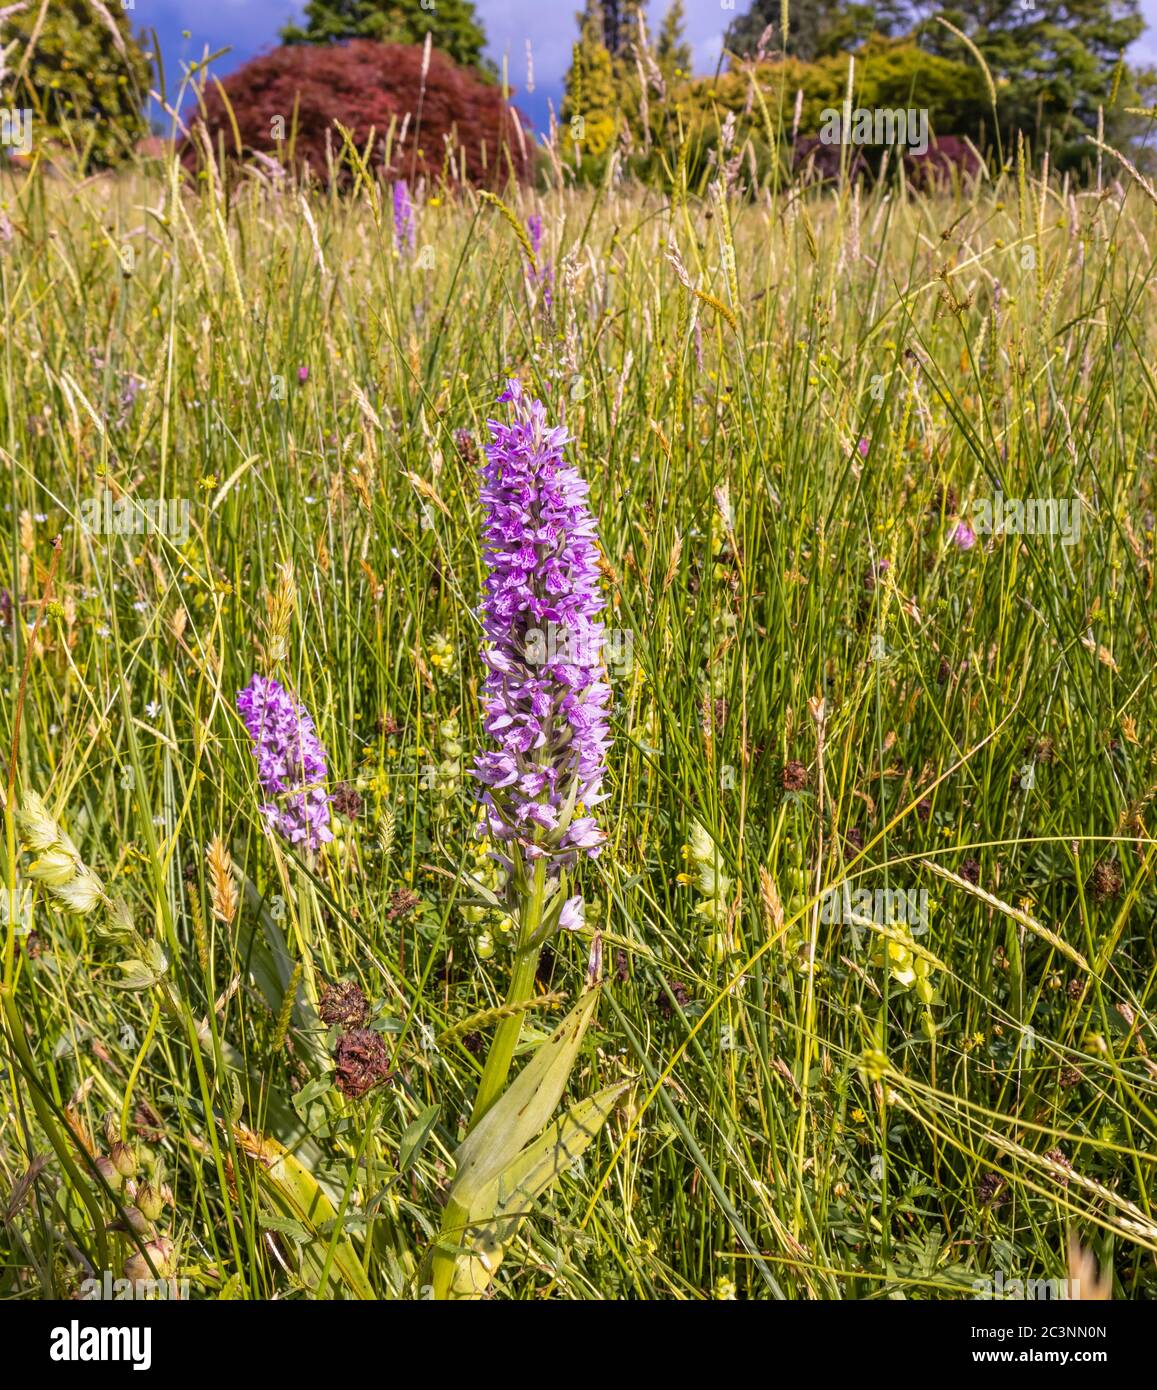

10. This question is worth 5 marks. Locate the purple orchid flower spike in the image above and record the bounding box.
[237,675,333,853]
[393,180,416,256]
[473,379,612,869]
[431,380,617,1295]
[524,214,554,311]
[526,214,543,259]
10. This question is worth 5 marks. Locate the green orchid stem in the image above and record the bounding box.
[430,854,547,1299]
[470,855,548,1128]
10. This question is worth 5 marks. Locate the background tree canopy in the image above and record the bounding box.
[0,0,150,166]
[559,0,1153,178]
[281,0,492,75]
[0,0,1151,180]
[923,1,1144,141]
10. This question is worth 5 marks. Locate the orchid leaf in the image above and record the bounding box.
[466,1081,630,1230]
[448,988,601,1217]
[448,1082,630,1299]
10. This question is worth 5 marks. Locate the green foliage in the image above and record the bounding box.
[656,0,693,78]
[0,0,150,167]
[656,36,987,187]
[567,0,1154,188]
[725,0,910,61]
[600,0,645,57]
[723,0,1148,164]
[432,991,624,1298]
[562,2,620,167]
[443,1082,629,1298]
[921,0,1146,157]
[281,0,492,74]
[5,32,1157,1306]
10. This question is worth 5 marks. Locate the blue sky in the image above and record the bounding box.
[144,0,1157,136]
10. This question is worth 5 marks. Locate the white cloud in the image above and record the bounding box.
[696,32,725,71]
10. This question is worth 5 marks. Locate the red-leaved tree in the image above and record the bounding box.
[190,41,530,188]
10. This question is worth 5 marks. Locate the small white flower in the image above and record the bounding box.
[559,895,585,932]
[145,701,161,719]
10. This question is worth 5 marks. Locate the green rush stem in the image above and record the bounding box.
[0,539,104,1272]
[121,997,161,1141]
[0,986,109,1269]
[430,853,547,1299]
[4,536,62,986]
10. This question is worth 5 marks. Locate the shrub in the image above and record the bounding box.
[904,135,983,190]
[191,41,530,188]
[791,135,870,185]
[0,0,150,168]
[750,39,985,141]
[660,35,989,191]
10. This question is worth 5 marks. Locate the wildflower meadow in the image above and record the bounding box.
[1,0,1156,1340]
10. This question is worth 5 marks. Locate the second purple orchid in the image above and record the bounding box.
[237,675,333,853]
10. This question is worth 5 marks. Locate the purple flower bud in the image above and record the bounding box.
[473,381,611,864]
[297,365,309,384]
[952,521,976,551]
[526,214,543,259]
[524,215,553,310]
[393,180,415,256]
[857,437,870,458]
[237,676,333,853]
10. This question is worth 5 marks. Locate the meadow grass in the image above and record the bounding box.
[1,144,1156,1300]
